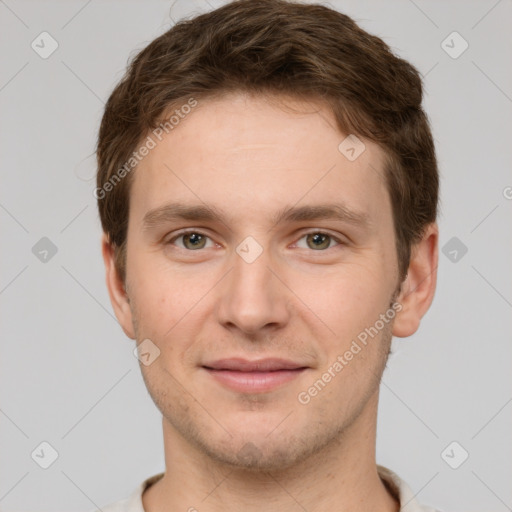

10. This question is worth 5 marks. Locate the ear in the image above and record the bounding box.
[392,223,438,338]
[101,234,136,339]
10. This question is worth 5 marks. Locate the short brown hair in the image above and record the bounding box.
[96,0,438,285]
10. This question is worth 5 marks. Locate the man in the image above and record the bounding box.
[94,0,440,510]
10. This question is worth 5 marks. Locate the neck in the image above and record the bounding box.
[142,391,399,512]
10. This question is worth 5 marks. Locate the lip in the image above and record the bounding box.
[202,358,309,393]
[203,358,307,372]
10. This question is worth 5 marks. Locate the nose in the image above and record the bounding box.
[215,243,291,336]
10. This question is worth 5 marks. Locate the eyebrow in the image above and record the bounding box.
[141,201,371,232]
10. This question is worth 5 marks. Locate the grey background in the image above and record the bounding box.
[1,1,511,511]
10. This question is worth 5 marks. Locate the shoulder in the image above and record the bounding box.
[88,472,165,512]
[377,465,444,512]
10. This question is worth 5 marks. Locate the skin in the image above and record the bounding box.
[102,91,438,512]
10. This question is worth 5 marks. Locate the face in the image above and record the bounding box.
[105,92,422,472]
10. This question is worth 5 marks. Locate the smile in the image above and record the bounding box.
[201,357,309,393]
[203,367,307,393]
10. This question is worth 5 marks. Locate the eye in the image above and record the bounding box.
[167,230,215,250]
[166,230,343,252]
[295,231,343,251]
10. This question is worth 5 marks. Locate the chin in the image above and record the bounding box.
[203,437,305,472]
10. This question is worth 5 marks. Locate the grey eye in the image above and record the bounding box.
[181,232,207,250]
[295,232,340,251]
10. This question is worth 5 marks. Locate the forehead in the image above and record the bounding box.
[130,92,390,227]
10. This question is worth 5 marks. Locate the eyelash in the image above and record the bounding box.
[166,229,345,251]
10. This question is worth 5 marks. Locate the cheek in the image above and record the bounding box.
[127,263,177,339]
[291,262,390,341]
[129,248,188,312]
[128,259,211,360]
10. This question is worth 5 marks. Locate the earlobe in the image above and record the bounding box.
[392,223,439,338]
[101,234,136,339]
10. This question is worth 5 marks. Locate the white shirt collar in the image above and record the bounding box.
[98,465,441,512]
